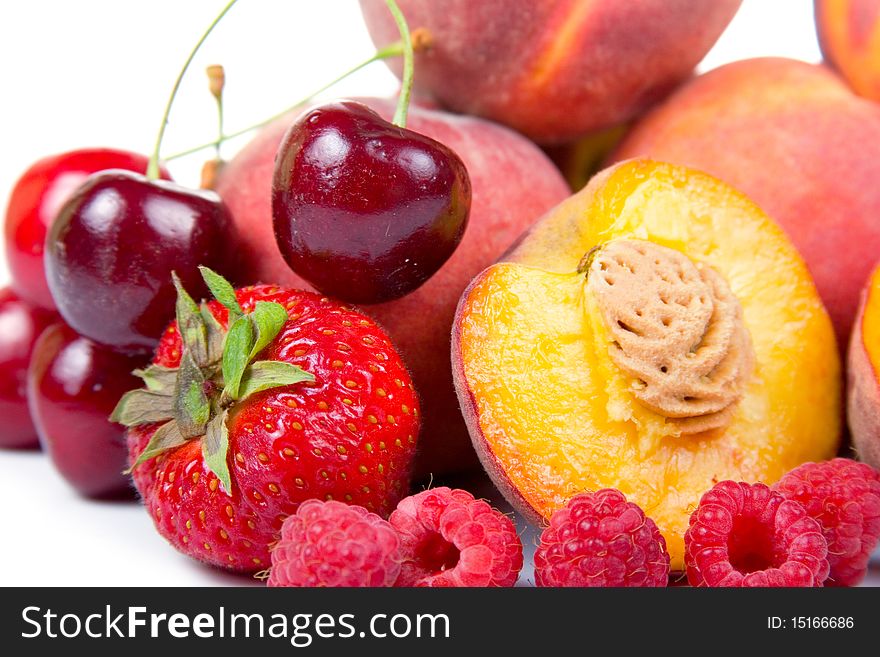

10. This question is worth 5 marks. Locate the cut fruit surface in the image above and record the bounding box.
[452,160,841,568]
[847,263,880,471]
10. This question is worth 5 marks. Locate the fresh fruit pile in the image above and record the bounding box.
[3,0,880,587]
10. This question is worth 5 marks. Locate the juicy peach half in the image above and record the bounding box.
[452,160,841,569]
[847,263,880,470]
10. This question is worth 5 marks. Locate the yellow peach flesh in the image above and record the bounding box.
[862,266,880,374]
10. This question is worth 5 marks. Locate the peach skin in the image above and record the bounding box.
[816,0,880,101]
[359,0,741,144]
[453,160,841,569]
[611,57,880,348]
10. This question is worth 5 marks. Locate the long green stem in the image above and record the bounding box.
[385,0,414,128]
[215,98,224,158]
[213,98,225,160]
[146,0,240,179]
[163,40,405,162]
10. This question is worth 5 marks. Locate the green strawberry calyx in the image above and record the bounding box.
[111,267,314,495]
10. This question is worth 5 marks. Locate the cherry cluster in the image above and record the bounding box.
[0,0,470,501]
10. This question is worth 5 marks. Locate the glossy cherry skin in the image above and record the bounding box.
[28,322,143,498]
[4,149,168,310]
[272,100,471,304]
[45,170,238,355]
[0,288,57,448]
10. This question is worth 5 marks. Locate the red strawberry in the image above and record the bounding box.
[114,268,419,572]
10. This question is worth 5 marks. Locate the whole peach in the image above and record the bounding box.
[215,98,570,476]
[359,0,741,144]
[816,0,880,101]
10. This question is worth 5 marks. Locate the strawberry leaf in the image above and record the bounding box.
[126,420,187,472]
[248,301,289,362]
[199,266,243,321]
[134,365,178,395]
[185,380,211,425]
[202,410,231,494]
[201,303,226,366]
[110,389,175,427]
[173,351,210,438]
[238,361,314,400]
[222,314,255,400]
[173,272,209,366]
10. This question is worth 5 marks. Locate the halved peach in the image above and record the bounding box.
[847,263,880,470]
[452,160,841,569]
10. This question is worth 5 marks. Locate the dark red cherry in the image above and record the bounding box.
[45,170,238,355]
[28,322,143,499]
[3,149,169,310]
[0,288,57,449]
[272,100,471,304]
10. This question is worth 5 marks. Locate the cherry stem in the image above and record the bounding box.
[385,0,414,128]
[146,0,240,180]
[163,40,406,162]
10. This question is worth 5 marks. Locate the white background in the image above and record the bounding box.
[0,1,865,586]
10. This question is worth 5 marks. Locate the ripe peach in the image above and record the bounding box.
[453,159,841,568]
[358,0,741,143]
[816,0,880,101]
[847,264,880,470]
[611,57,880,347]
[215,98,570,476]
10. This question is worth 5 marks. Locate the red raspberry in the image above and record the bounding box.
[773,458,880,586]
[267,500,401,587]
[389,487,523,587]
[534,489,670,587]
[685,481,829,587]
